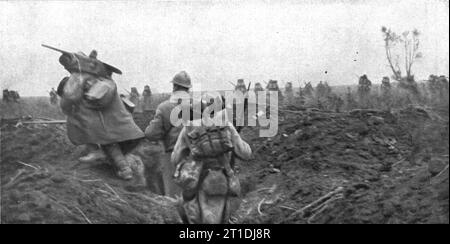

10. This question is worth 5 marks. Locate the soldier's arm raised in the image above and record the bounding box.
[228,122,252,160]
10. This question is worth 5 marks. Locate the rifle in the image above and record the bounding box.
[42,44,122,76]
[228,81,236,88]
[122,88,132,95]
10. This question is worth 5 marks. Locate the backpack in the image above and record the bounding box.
[174,125,240,198]
[187,126,233,159]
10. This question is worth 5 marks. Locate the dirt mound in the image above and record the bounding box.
[233,108,449,224]
[1,104,448,224]
[0,121,181,224]
[132,110,155,132]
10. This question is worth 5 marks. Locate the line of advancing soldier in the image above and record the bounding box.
[2,89,20,103]
[46,46,252,224]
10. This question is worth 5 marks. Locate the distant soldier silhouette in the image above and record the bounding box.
[254,82,264,93]
[142,85,152,111]
[129,87,140,112]
[235,79,247,94]
[49,88,58,105]
[358,74,372,108]
[3,89,10,102]
[380,76,392,110]
[266,79,284,104]
[9,90,20,103]
[284,82,294,105]
[303,82,314,97]
[253,82,264,104]
[316,81,331,98]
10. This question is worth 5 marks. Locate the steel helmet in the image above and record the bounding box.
[171,71,192,88]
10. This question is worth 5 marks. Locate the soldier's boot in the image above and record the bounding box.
[103,143,133,180]
[78,144,106,163]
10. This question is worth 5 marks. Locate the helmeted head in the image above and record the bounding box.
[171,71,192,89]
[267,80,279,90]
[89,50,98,59]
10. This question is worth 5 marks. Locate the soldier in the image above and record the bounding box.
[142,85,152,111]
[284,82,294,105]
[2,89,9,102]
[380,76,392,110]
[358,74,372,108]
[328,93,343,112]
[345,87,357,110]
[266,79,284,104]
[145,71,192,197]
[44,45,145,181]
[297,85,306,106]
[253,82,264,105]
[171,95,252,224]
[49,88,58,105]
[315,81,329,98]
[253,82,264,93]
[235,79,247,95]
[380,76,391,94]
[303,82,314,97]
[9,90,20,103]
[129,87,140,111]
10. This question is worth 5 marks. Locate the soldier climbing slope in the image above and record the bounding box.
[44,45,145,181]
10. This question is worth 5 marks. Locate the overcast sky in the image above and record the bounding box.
[0,0,448,96]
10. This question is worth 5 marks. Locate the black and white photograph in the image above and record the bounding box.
[0,0,448,228]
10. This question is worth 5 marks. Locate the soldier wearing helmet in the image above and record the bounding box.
[145,71,193,197]
[266,79,284,104]
[142,85,152,111]
[235,79,247,95]
[284,82,294,105]
[254,82,264,93]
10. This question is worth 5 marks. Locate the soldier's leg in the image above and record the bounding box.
[160,153,181,197]
[198,190,227,224]
[103,143,133,180]
[78,143,106,163]
[198,170,229,224]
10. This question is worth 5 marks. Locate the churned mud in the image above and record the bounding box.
[1,101,448,223]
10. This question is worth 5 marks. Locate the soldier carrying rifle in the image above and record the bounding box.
[43,44,145,181]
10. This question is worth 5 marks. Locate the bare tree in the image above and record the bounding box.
[381,26,422,94]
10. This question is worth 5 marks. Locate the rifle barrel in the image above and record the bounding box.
[41,44,71,55]
[228,81,236,87]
